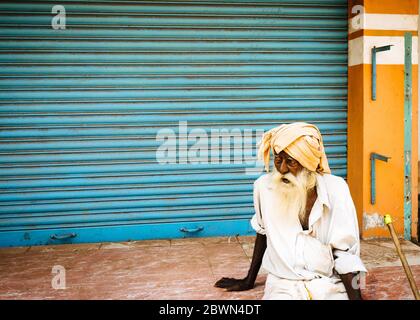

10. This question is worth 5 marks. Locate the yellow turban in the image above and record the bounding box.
[257,122,331,174]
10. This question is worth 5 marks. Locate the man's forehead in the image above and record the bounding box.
[274,150,294,159]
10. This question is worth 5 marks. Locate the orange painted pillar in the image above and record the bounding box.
[348,0,419,239]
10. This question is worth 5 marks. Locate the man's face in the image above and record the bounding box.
[271,150,315,221]
[274,150,304,179]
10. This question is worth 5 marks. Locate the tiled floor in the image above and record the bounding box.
[0,236,419,300]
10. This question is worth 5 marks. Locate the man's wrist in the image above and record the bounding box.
[244,274,256,287]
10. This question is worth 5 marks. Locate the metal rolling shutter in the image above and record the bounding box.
[0,0,348,247]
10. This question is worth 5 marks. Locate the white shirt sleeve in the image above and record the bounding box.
[329,181,367,274]
[250,179,266,235]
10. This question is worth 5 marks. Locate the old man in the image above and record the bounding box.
[215,122,367,300]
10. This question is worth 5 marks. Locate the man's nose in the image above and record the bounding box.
[279,159,289,175]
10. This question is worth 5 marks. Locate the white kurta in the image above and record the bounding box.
[250,173,367,300]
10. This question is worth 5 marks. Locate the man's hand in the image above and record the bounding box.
[214,277,254,291]
[214,233,266,292]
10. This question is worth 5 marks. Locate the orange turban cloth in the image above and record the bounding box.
[257,122,331,174]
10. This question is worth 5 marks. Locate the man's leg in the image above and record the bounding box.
[305,277,349,300]
[262,274,309,300]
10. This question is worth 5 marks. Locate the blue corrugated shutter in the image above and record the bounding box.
[0,0,348,247]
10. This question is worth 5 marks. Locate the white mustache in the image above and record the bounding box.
[272,168,317,192]
[273,171,298,186]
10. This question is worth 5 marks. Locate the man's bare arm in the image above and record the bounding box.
[339,272,363,300]
[214,233,267,291]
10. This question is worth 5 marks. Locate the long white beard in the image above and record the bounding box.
[271,167,317,224]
